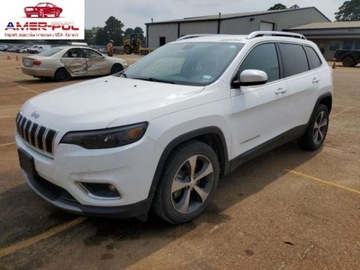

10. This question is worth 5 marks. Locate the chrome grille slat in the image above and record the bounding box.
[30,123,39,146]
[28,122,34,145]
[21,118,28,139]
[34,124,41,148]
[43,128,49,153]
[37,126,46,151]
[16,113,58,156]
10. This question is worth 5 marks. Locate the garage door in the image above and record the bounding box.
[260,22,274,31]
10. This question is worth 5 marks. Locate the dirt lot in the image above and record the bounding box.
[0,52,359,270]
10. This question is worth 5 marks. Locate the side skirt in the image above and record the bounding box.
[228,125,307,174]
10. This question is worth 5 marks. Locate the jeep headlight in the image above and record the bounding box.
[61,122,148,149]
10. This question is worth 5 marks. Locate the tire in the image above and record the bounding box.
[342,57,355,67]
[298,104,329,151]
[54,68,71,82]
[26,13,31,18]
[124,45,131,54]
[153,140,219,224]
[110,64,123,74]
[55,11,60,17]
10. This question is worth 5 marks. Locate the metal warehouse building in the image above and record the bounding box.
[145,7,330,48]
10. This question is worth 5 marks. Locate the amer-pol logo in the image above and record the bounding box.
[1,0,84,40]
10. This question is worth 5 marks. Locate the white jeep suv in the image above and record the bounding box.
[16,31,333,224]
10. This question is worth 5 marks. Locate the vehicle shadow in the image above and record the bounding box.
[0,142,320,268]
[14,77,91,85]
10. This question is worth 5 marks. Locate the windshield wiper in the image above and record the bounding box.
[117,71,127,78]
[132,77,175,84]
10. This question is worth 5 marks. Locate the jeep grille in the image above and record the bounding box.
[16,113,58,155]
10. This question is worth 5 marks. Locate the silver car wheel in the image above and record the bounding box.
[313,111,328,145]
[171,154,214,214]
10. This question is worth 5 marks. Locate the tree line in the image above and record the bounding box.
[85,16,145,46]
[268,0,360,21]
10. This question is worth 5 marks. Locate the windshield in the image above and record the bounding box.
[38,47,61,56]
[122,42,243,86]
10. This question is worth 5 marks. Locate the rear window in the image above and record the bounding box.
[279,43,309,77]
[38,47,61,57]
[304,46,322,69]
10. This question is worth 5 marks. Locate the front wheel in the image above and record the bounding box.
[298,104,329,151]
[153,140,219,224]
[110,64,123,74]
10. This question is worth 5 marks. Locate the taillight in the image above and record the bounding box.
[33,60,41,66]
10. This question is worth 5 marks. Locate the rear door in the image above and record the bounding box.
[279,43,322,127]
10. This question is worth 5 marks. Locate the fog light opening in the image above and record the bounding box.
[77,182,121,200]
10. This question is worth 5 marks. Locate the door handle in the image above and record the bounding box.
[275,88,287,95]
[312,77,320,83]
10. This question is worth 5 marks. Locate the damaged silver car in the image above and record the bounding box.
[21,46,128,81]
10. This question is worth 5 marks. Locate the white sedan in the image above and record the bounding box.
[21,46,128,81]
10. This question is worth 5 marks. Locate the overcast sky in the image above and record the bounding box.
[85,0,345,30]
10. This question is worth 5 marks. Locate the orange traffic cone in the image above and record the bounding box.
[6,53,11,60]
[332,62,336,69]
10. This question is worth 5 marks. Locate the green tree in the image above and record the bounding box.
[95,27,107,45]
[290,4,300,9]
[134,27,145,41]
[268,3,287,10]
[124,28,134,39]
[103,16,125,45]
[335,0,360,21]
[85,29,95,45]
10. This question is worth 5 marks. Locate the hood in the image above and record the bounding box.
[21,76,204,130]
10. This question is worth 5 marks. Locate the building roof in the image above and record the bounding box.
[289,21,360,30]
[146,7,330,25]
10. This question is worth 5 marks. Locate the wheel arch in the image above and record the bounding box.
[341,53,356,61]
[318,93,332,113]
[303,92,332,133]
[146,127,230,209]
[110,63,124,74]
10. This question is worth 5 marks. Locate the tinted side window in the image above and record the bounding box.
[355,40,360,49]
[239,43,279,82]
[304,46,322,69]
[83,49,102,58]
[279,43,309,77]
[343,40,354,49]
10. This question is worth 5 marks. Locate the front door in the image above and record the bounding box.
[230,42,290,158]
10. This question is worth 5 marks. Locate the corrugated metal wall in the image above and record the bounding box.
[220,18,259,34]
[179,21,218,36]
[146,8,330,48]
[147,23,178,48]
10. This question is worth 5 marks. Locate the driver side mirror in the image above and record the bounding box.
[231,69,268,88]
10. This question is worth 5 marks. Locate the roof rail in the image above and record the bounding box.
[177,34,213,41]
[247,31,306,40]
